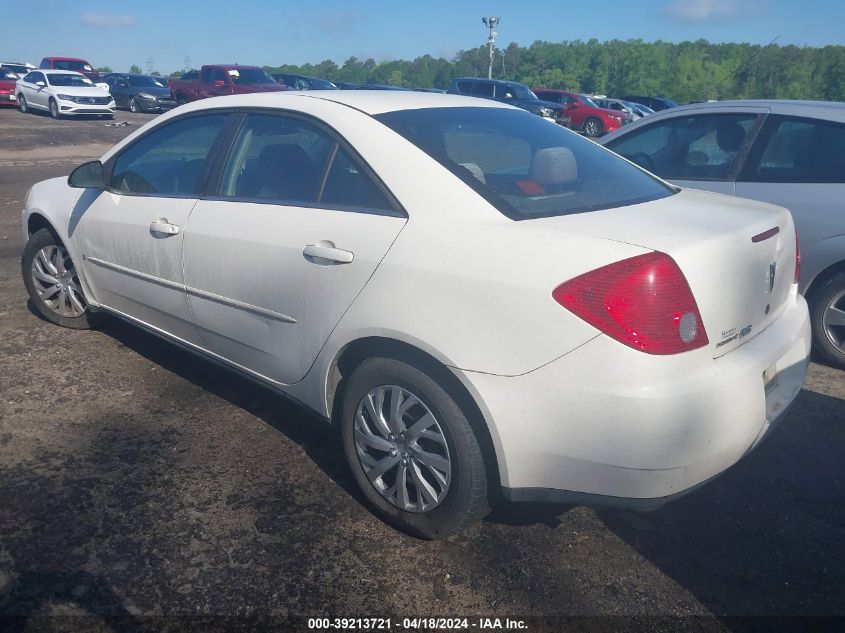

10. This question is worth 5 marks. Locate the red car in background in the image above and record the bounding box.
[0,67,18,106]
[40,57,104,84]
[169,65,290,104]
[532,88,624,137]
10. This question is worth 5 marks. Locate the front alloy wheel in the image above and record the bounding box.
[129,97,140,113]
[49,99,60,119]
[22,228,101,329]
[18,95,28,113]
[583,117,603,137]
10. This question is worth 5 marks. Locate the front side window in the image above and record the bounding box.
[471,82,495,98]
[376,107,674,219]
[109,113,231,196]
[604,113,759,181]
[740,115,845,184]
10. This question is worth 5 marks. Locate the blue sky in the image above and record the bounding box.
[4,0,844,73]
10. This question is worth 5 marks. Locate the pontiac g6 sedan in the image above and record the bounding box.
[21,92,811,538]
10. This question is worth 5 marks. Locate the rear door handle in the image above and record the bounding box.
[303,243,354,264]
[149,219,180,236]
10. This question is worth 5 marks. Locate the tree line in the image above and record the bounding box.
[263,39,845,103]
[114,38,845,103]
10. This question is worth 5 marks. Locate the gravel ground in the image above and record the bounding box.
[0,107,843,632]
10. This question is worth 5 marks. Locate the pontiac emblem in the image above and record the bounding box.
[768,262,777,292]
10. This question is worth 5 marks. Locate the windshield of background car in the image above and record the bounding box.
[47,74,95,87]
[376,107,675,219]
[509,84,536,100]
[229,69,276,85]
[129,76,166,88]
[53,60,92,72]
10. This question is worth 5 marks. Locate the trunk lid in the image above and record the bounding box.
[538,188,797,357]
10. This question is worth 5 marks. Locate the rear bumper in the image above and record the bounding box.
[462,288,811,505]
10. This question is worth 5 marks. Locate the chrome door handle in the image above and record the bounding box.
[303,243,354,264]
[149,219,180,236]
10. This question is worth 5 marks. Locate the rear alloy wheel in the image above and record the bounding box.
[22,228,101,329]
[582,117,603,137]
[810,271,845,368]
[129,97,140,113]
[49,98,60,119]
[341,357,489,539]
[18,94,28,113]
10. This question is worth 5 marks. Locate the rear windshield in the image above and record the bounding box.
[53,60,93,72]
[375,107,675,219]
[1,69,17,80]
[2,64,27,74]
[228,68,276,85]
[47,74,94,87]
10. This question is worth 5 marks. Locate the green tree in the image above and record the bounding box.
[96,66,113,74]
[129,64,142,74]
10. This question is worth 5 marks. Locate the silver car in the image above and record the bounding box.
[600,100,845,368]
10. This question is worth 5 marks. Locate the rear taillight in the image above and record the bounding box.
[553,252,709,355]
[794,230,801,284]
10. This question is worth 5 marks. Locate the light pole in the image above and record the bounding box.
[481,16,499,80]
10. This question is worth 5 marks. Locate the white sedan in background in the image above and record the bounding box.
[16,69,115,119]
[20,92,810,538]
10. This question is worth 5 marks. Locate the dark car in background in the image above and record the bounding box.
[334,81,360,90]
[270,73,337,90]
[39,57,104,85]
[621,95,678,112]
[104,73,176,113]
[447,77,565,124]
[355,83,411,91]
[532,89,624,137]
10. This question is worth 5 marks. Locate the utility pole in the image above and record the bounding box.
[481,16,499,80]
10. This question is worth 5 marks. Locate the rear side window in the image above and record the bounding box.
[605,113,758,181]
[109,113,231,196]
[739,115,845,184]
[376,107,674,220]
[471,82,494,97]
[456,80,473,93]
[217,113,395,212]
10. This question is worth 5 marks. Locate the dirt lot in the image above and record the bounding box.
[0,107,843,631]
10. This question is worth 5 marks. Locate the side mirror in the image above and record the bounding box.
[36,81,46,87]
[213,80,226,87]
[68,160,105,189]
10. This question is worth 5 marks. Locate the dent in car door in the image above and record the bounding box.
[182,112,406,385]
[73,112,232,344]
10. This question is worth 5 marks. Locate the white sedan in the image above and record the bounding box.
[16,69,115,119]
[20,92,810,538]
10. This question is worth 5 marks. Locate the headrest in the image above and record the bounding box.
[529,147,578,187]
[459,162,487,185]
[716,121,745,153]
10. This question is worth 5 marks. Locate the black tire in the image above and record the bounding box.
[340,357,489,539]
[18,94,28,113]
[809,270,845,368]
[129,97,140,113]
[175,95,187,107]
[22,228,102,330]
[582,117,603,137]
[49,98,60,119]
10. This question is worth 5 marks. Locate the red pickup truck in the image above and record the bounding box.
[169,65,289,104]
